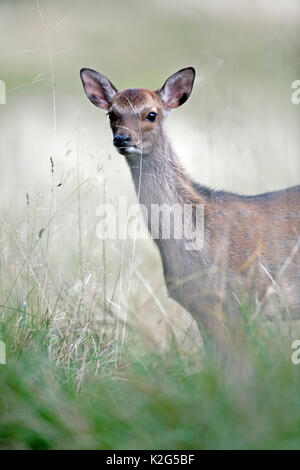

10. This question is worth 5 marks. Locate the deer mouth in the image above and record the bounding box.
[116,145,141,156]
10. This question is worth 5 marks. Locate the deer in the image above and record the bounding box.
[80,66,300,359]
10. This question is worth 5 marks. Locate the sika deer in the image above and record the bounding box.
[80,67,300,358]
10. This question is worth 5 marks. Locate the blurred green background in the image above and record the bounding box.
[0,0,300,450]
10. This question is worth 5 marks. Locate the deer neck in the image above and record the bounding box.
[125,131,208,282]
[125,133,209,307]
[125,133,204,209]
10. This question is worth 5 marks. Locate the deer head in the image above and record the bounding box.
[80,67,195,156]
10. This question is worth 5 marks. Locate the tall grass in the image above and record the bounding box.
[1,0,300,450]
[1,296,300,449]
[0,116,300,452]
[1,203,300,449]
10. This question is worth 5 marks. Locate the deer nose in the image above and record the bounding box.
[113,134,131,148]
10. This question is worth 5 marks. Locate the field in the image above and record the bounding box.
[0,0,300,449]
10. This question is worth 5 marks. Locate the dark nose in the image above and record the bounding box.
[113,134,131,148]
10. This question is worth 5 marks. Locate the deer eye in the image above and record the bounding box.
[146,112,157,122]
[107,112,117,123]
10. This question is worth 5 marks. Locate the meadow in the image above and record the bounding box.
[0,0,300,449]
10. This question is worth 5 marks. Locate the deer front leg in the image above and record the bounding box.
[166,279,232,363]
[190,297,231,364]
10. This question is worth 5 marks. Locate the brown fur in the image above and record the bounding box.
[81,67,300,357]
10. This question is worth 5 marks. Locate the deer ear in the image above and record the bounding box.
[80,68,118,110]
[158,67,195,110]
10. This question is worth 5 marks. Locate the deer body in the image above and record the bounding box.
[81,67,300,355]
